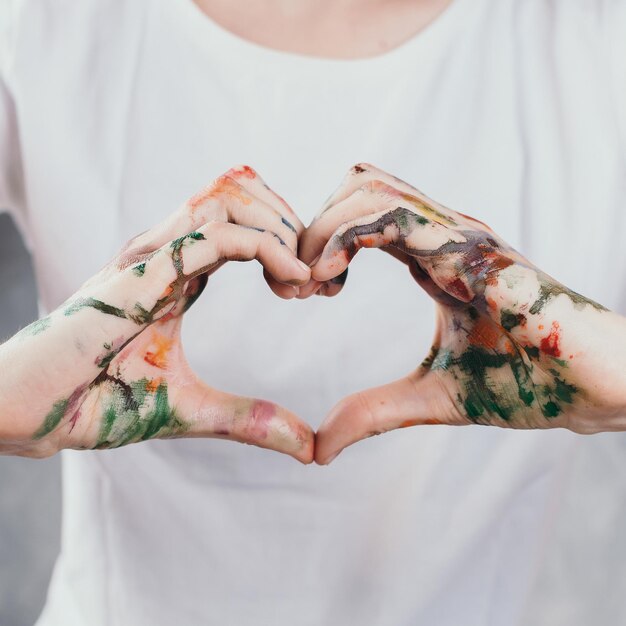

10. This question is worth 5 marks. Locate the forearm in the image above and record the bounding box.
[0,303,142,451]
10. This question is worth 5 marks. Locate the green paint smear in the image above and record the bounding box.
[394,207,429,231]
[64,297,127,319]
[33,399,69,440]
[132,262,146,276]
[542,401,561,418]
[170,231,206,274]
[95,380,188,449]
[96,349,118,369]
[524,345,540,361]
[455,347,513,422]
[554,377,577,404]
[127,302,153,325]
[450,339,578,425]
[500,309,525,332]
[27,316,52,336]
[529,280,607,315]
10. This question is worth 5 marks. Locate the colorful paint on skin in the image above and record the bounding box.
[95,336,127,369]
[246,400,276,441]
[143,331,174,369]
[14,315,52,340]
[529,280,607,314]
[132,262,146,277]
[540,321,561,358]
[94,377,188,449]
[64,297,127,320]
[329,269,349,286]
[227,165,257,180]
[325,193,610,429]
[33,226,212,444]
[281,216,297,233]
[33,398,70,440]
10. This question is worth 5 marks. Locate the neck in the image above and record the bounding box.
[193,0,454,59]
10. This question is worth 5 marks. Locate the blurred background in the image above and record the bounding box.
[1,212,626,625]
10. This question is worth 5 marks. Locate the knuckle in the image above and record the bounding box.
[224,164,258,180]
[196,220,227,246]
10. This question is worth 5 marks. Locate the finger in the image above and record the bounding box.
[299,180,396,265]
[222,166,306,298]
[174,381,315,464]
[295,268,350,300]
[311,206,455,284]
[175,222,311,286]
[187,176,299,253]
[263,268,299,300]
[300,179,456,268]
[315,374,466,465]
[298,180,402,299]
[224,165,305,237]
[117,172,299,271]
[316,163,455,223]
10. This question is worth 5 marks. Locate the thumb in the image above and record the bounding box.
[172,380,315,464]
[315,375,462,465]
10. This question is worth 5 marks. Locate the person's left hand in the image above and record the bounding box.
[299,164,626,464]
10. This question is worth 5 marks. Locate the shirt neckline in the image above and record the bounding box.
[175,0,471,69]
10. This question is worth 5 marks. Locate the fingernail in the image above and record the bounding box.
[295,258,311,273]
[310,254,321,267]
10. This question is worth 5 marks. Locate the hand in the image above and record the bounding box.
[0,166,314,462]
[300,164,626,464]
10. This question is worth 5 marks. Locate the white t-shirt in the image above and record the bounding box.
[1,0,625,624]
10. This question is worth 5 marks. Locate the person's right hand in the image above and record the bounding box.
[0,166,314,462]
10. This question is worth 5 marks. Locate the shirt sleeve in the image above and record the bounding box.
[0,0,26,232]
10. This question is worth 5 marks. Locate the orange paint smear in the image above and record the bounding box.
[540,321,561,357]
[400,418,441,427]
[188,177,252,212]
[145,377,163,392]
[143,332,174,369]
[468,316,502,350]
[159,284,174,299]
[483,252,515,286]
[486,297,498,311]
[227,165,257,179]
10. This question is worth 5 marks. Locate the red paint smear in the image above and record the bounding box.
[228,165,256,179]
[68,409,81,432]
[447,278,471,301]
[540,321,561,357]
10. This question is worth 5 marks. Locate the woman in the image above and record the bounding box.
[1,0,625,624]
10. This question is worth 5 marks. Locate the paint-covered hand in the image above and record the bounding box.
[299,164,626,464]
[0,166,314,462]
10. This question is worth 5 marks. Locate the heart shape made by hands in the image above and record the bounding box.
[12,164,621,462]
